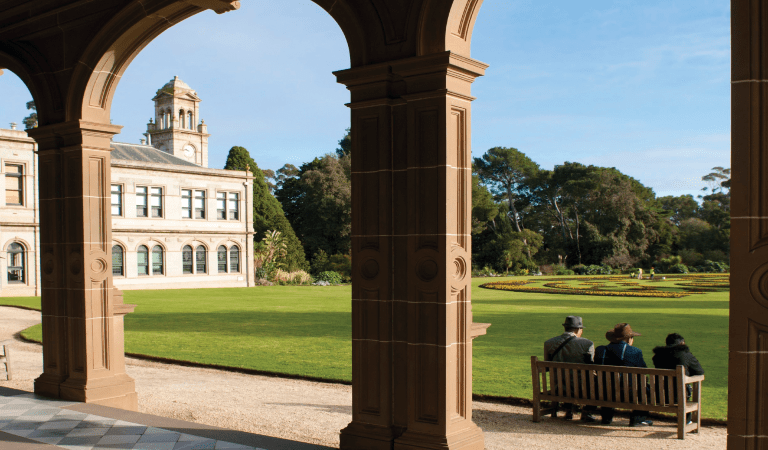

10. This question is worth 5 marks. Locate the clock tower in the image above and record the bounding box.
[146,76,209,167]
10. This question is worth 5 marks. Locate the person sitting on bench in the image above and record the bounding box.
[652,333,705,424]
[543,316,597,422]
[595,323,653,427]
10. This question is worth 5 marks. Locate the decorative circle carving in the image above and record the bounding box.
[453,256,467,281]
[361,259,379,280]
[42,256,55,276]
[749,264,768,309]
[69,255,83,275]
[417,259,439,282]
[91,258,108,275]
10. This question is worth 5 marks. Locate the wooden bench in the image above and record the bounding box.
[531,356,704,439]
[0,339,13,381]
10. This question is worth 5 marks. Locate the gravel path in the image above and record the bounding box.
[0,306,726,449]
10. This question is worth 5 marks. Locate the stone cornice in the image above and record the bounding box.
[111,160,253,179]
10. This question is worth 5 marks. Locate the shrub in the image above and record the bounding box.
[553,265,575,276]
[695,260,729,273]
[576,264,612,275]
[659,255,682,273]
[572,264,587,275]
[513,268,529,276]
[316,271,343,285]
[273,269,312,285]
[668,263,689,274]
[311,250,352,282]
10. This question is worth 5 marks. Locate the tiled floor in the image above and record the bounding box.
[0,394,260,450]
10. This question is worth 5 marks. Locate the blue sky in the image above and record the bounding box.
[0,0,729,198]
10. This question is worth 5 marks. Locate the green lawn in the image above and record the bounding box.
[1,275,728,420]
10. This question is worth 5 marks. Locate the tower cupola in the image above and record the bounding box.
[146,76,209,167]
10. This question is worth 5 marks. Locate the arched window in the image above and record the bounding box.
[229,245,240,273]
[188,111,194,130]
[179,109,185,128]
[217,246,227,273]
[137,245,149,276]
[152,246,164,275]
[7,242,25,283]
[195,245,207,273]
[112,245,124,276]
[182,245,193,274]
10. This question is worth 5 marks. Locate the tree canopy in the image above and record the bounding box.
[223,146,308,271]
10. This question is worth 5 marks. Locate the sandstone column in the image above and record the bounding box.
[338,51,487,450]
[730,0,768,447]
[28,121,137,410]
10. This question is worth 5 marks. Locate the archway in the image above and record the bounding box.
[0,1,489,449]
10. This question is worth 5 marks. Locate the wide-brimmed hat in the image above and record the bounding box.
[562,316,584,329]
[605,323,641,343]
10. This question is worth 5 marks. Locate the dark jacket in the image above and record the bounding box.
[651,344,704,376]
[595,342,647,368]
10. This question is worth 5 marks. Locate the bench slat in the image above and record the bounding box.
[641,374,648,405]
[596,368,603,401]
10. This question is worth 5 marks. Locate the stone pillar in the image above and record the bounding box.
[730,1,768,447]
[28,120,138,410]
[337,51,487,450]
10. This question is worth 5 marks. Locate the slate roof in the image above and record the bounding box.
[110,142,199,167]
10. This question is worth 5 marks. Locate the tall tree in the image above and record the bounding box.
[223,146,308,271]
[336,127,351,158]
[23,100,37,129]
[658,195,699,226]
[473,147,539,232]
[275,153,352,259]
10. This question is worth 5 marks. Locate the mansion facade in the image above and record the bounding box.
[0,77,255,296]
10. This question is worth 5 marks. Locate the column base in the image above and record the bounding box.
[340,421,399,450]
[34,373,67,399]
[60,373,138,411]
[395,423,485,450]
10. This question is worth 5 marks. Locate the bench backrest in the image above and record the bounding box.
[531,356,688,409]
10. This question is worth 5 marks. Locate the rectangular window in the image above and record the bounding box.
[181,189,192,219]
[217,192,226,220]
[229,193,239,220]
[194,190,206,219]
[111,185,123,216]
[5,164,23,206]
[136,186,148,217]
[150,187,163,217]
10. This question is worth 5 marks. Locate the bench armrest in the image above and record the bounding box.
[686,375,704,383]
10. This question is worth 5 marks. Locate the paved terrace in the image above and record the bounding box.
[0,307,726,449]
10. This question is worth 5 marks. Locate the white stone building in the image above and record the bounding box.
[1,77,255,296]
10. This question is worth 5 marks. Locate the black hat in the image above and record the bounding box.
[562,316,584,329]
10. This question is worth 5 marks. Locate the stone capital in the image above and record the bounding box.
[335,52,488,105]
[27,120,123,153]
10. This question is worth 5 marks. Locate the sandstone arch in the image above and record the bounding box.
[4,1,486,448]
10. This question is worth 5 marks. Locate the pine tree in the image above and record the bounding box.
[223,146,308,271]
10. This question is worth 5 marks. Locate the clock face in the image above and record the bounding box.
[183,145,195,158]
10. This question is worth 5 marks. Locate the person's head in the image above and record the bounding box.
[562,316,584,337]
[605,323,642,345]
[666,333,685,346]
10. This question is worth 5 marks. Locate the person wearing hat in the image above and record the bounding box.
[595,323,653,426]
[543,316,597,422]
